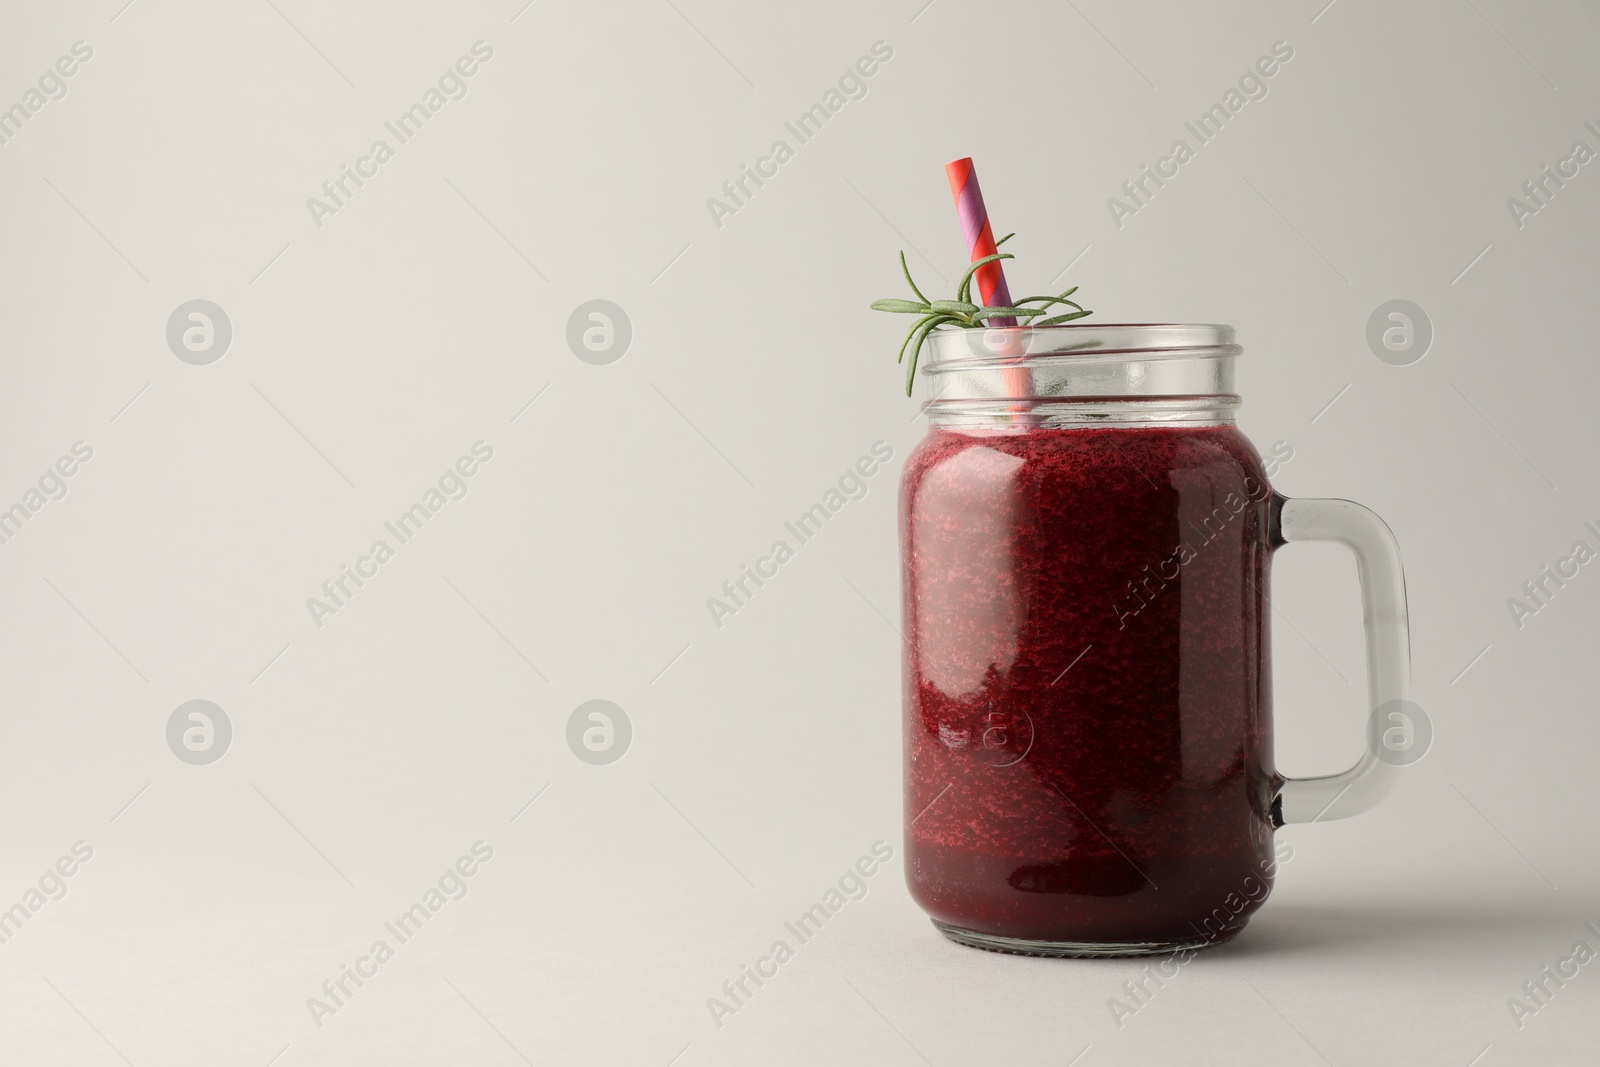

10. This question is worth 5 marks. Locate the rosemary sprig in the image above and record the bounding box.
[870,234,1092,395]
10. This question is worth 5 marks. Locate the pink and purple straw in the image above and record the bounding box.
[945,157,1032,410]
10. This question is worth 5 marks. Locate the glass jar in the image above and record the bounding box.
[900,324,1412,956]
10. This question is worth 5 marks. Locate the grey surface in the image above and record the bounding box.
[0,0,1596,1064]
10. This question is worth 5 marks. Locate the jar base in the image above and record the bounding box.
[931,919,1240,958]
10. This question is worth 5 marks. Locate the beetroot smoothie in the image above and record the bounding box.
[901,422,1279,950]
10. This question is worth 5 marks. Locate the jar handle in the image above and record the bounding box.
[1270,495,1413,825]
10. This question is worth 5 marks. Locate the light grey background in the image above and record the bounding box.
[0,0,1596,1063]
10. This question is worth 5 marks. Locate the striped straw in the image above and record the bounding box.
[944,157,1016,327]
[945,157,1031,415]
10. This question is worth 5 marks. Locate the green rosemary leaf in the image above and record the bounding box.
[996,233,1015,247]
[897,313,954,364]
[904,317,947,396]
[956,252,1014,304]
[977,306,1049,319]
[1032,309,1094,326]
[872,299,931,314]
[899,251,931,305]
[1016,291,1080,305]
[896,314,936,364]
[929,300,979,315]
[1012,297,1084,315]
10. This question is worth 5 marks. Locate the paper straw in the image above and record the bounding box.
[944,157,1032,414]
[944,158,1017,325]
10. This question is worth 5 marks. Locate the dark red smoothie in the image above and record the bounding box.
[901,422,1278,948]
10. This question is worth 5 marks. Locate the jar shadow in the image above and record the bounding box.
[1206,898,1581,960]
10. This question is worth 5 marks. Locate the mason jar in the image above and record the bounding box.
[900,324,1412,956]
